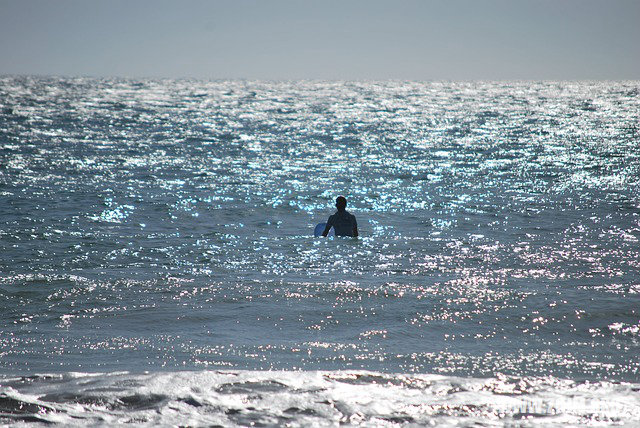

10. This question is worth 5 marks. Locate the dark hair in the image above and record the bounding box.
[336,196,347,210]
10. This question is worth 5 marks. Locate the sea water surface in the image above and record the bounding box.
[0,77,639,426]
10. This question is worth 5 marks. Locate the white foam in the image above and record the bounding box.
[1,370,638,427]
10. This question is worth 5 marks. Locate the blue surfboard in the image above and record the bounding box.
[314,222,334,237]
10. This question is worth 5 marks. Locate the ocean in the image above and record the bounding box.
[0,77,639,426]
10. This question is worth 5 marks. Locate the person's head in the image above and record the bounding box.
[335,196,347,212]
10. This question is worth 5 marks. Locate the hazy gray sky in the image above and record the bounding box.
[1,0,638,80]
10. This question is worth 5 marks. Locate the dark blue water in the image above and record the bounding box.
[0,77,639,425]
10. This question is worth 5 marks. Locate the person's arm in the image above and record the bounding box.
[322,217,333,237]
[352,217,358,237]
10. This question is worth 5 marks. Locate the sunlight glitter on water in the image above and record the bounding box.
[0,77,639,383]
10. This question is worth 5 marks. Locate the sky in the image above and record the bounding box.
[0,0,638,80]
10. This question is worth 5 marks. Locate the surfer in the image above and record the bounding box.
[322,196,358,237]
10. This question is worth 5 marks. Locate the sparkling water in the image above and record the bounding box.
[1,77,639,425]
